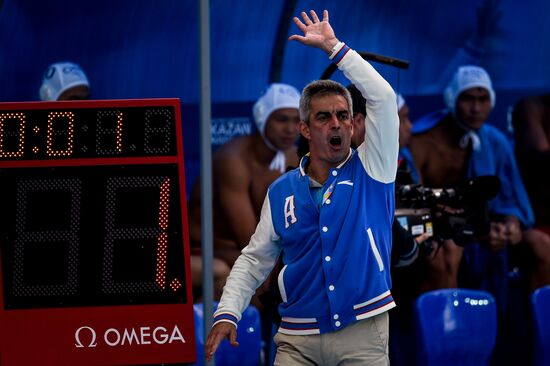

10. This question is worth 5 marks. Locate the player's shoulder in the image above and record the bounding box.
[213,136,254,164]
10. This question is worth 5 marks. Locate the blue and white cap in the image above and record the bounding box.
[39,62,89,101]
[443,65,495,112]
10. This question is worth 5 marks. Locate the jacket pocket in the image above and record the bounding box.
[367,228,384,271]
[278,264,288,303]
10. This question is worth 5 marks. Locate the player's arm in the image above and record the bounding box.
[408,136,428,185]
[514,97,550,152]
[187,178,203,251]
[214,154,260,249]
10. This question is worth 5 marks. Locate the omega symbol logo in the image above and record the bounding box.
[75,326,98,348]
[74,324,186,348]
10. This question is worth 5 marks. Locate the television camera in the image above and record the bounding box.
[395,175,501,246]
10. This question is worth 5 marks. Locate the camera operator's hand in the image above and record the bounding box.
[489,222,508,250]
[415,232,432,245]
[503,216,522,244]
[489,216,522,250]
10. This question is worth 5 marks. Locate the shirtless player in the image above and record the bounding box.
[188,83,301,298]
[408,65,533,294]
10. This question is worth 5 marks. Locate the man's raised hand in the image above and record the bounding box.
[288,10,339,54]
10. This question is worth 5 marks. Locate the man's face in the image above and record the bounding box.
[264,108,300,150]
[398,104,412,148]
[300,94,352,165]
[455,87,492,130]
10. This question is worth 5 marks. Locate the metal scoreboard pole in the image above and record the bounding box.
[199,0,214,365]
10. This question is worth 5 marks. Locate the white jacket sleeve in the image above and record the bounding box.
[336,46,399,183]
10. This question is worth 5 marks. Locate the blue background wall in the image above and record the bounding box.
[1,0,549,191]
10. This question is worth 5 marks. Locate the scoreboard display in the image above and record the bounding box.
[0,99,196,365]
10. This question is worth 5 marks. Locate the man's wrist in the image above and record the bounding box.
[329,42,350,62]
[324,38,340,55]
[213,312,239,329]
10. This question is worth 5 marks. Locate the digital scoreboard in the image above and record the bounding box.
[0,99,196,365]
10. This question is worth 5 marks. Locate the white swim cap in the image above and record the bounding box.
[39,62,89,101]
[444,65,495,112]
[252,83,300,135]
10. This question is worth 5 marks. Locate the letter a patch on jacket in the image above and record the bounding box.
[284,195,298,228]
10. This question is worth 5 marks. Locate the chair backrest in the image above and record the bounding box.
[531,285,550,366]
[193,303,206,366]
[193,302,262,366]
[414,288,497,366]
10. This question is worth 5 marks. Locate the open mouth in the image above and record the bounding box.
[329,136,342,147]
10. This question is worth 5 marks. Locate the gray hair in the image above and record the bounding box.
[299,79,353,124]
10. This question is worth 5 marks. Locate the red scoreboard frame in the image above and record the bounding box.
[0,99,196,365]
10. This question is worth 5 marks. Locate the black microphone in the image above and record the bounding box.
[320,51,410,80]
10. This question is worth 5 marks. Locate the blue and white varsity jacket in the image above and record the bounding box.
[213,44,399,335]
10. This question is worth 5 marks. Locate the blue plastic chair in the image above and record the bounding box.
[414,289,497,366]
[193,303,206,365]
[531,285,550,366]
[193,302,262,366]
